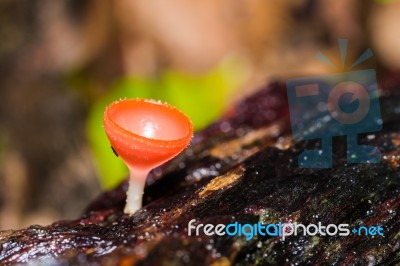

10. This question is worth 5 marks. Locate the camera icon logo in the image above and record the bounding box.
[286,40,382,168]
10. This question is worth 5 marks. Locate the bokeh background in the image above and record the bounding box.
[0,0,399,229]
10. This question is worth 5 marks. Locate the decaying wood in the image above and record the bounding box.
[1,79,399,265]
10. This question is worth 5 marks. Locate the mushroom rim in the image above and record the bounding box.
[104,98,194,147]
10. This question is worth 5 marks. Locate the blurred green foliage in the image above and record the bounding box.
[87,59,248,188]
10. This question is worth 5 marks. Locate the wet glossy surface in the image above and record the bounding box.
[1,79,399,265]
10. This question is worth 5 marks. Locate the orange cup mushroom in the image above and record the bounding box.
[103,99,193,214]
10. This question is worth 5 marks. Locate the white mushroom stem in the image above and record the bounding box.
[124,168,149,215]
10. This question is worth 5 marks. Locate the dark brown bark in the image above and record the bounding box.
[1,78,399,265]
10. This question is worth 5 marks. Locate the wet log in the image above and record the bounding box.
[1,78,399,265]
